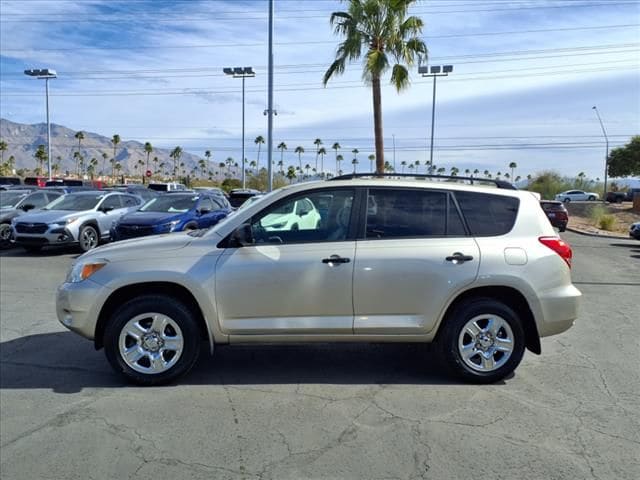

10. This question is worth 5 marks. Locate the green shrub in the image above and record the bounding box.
[598,215,616,231]
[589,204,607,223]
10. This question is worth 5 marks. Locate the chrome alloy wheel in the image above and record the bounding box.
[118,313,184,374]
[457,314,514,372]
[80,227,98,251]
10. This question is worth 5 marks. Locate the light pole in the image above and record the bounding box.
[592,106,609,199]
[24,68,57,180]
[223,66,255,189]
[418,64,453,174]
[266,0,275,192]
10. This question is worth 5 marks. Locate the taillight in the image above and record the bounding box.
[539,236,572,268]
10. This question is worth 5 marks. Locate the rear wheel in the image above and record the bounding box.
[0,223,12,248]
[104,295,201,385]
[588,195,596,201]
[438,298,525,383]
[563,197,571,203]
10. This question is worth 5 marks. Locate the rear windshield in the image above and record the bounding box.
[541,202,565,211]
[455,191,520,236]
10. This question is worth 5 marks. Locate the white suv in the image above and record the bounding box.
[56,176,581,385]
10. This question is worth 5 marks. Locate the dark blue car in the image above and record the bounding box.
[111,193,230,241]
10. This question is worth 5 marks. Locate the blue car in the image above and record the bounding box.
[111,193,230,241]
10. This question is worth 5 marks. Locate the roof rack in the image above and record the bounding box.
[328,172,517,190]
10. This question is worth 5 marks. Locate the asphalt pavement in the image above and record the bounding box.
[1,232,639,479]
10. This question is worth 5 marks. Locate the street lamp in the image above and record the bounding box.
[24,68,57,180]
[592,106,609,199]
[223,66,255,189]
[419,64,453,174]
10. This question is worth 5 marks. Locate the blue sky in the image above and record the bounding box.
[1,0,639,179]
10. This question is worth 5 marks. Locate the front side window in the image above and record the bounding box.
[366,189,463,239]
[100,195,123,210]
[250,189,355,244]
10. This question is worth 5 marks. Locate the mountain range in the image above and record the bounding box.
[0,118,203,177]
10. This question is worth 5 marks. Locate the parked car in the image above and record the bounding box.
[0,190,63,247]
[56,176,581,386]
[228,188,261,208]
[540,200,569,232]
[630,222,640,240]
[105,185,159,203]
[111,193,231,241]
[606,191,627,203]
[23,176,48,188]
[45,179,105,189]
[0,177,22,188]
[147,182,187,192]
[555,190,599,202]
[259,196,321,231]
[12,191,143,252]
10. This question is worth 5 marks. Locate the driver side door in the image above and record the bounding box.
[215,188,358,336]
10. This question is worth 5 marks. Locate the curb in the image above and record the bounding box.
[565,226,631,241]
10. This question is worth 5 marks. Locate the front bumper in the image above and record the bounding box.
[56,279,111,340]
[13,226,76,246]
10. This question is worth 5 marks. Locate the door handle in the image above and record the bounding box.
[322,255,351,265]
[445,252,474,264]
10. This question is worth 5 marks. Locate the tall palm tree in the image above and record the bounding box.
[496,171,502,179]
[73,151,81,177]
[437,167,445,175]
[225,157,234,177]
[313,138,323,171]
[400,160,406,173]
[101,152,108,177]
[0,140,7,164]
[277,142,287,173]
[323,0,427,174]
[473,169,479,177]
[351,156,359,173]
[414,160,420,173]
[153,156,159,176]
[204,150,212,173]
[332,142,341,174]
[509,161,517,179]
[368,154,375,172]
[286,166,297,184]
[144,142,153,180]
[74,131,85,175]
[169,146,183,179]
[336,154,344,175]
[34,145,47,174]
[483,169,489,177]
[294,146,304,170]
[254,136,265,171]
[111,134,121,181]
[318,147,327,176]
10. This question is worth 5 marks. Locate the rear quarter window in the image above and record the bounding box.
[455,191,520,236]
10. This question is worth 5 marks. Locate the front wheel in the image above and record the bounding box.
[563,197,571,203]
[438,298,525,383]
[0,223,13,248]
[588,195,596,201]
[104,295,201,385]
[78,225,99,252]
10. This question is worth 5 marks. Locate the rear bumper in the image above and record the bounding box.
[536,284,581,337]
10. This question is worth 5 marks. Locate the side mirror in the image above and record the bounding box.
[21,204,36,212]
[229,223,253,247]
[100,206,114,213]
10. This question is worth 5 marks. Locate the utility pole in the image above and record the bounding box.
[592,106,609,200]
[267,0,275,192]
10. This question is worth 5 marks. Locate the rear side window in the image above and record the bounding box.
[366,189,466,238]
[455,191,519,236]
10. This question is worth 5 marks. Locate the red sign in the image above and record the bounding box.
[145,170,152,177]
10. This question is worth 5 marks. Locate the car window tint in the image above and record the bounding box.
[448,196,467,236]
[26,192,48,207]
[45,192,62,203]
[122,195,140,206]
[211,197,226,210]
[455,191,520,236]
[101,195,123,209]
[199,197,215,211]
[365,189,449,238]
[250,189,355,244]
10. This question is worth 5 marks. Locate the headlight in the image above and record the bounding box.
[66,260,108,283]
[51,217,78,227]
[161,220,181,231]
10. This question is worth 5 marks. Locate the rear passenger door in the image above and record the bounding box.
[353,188,480,335]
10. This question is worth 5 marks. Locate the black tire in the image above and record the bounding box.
[563,198,570,203]
[291,223,299,231]
[616,197,623,204]
[78,225,99,252]
[437,297,526,384]
[23,245,43,253]
[104,295,201,386]
[0,223,12,248]
[559,225,566,232]
[588,195,596,201]
[183,222,198,231]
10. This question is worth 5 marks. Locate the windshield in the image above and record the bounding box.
[0,191,27,209]
[140,195,197,213]
[44,194,103,211]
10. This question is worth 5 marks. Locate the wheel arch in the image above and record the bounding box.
[437,285,541,354]
[79,219,101,236]
[94,281,211,351]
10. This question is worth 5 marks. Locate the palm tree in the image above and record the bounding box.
[483,170,490,177]
[74,131,85,175]
[509,161,517,179]
[336,154,344,175]
[515,175,521,183]
[352,156,359,173]
[73,151,81,177]
[0,140,7,164]
[352,148,359,164]
[169,146,183,179]
[496,171,502,179]
[400,160,407,173]
[101,152,108,177]
[473,169,479,177]
[249,160,257,173]
[277,142,287,174]
[225,157,234,177]
[294,146,304,170]
[304,163,311,177]
[313,138,323,171]
[332,142,341,174]
[318,147,327,176]
[111,134,121,181]
[323,0,427,174]
[451,167,459,177]
[368,154,375,172]
[437,167,445,175]
[286,166,297,184]
[153,156,159,176]
[464,168,470,176]
[384,161,393,173]
[254,136,265,171]
[414,160,420,173]
[198,159,207,178]
[408,163,415,172]
[144,142,153,181]
[204,149,212,173]
[34,145,47,174]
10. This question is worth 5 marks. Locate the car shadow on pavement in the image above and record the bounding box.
[0,332,475,393]
[608,242,640,258]
[0,246,81,258]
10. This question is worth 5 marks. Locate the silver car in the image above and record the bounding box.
[56,177,581,385]
[13,191,143,252]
